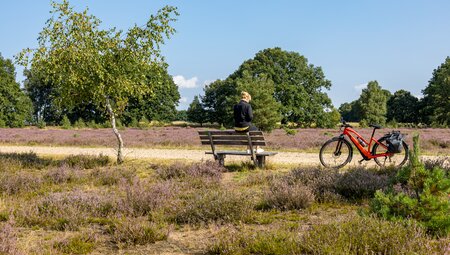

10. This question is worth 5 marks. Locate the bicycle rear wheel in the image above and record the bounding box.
[319,137,353,169]
[372,137,409,168]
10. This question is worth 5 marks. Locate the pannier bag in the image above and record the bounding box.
[386,131,404,153]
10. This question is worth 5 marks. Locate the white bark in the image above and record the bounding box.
[106,98,124,164]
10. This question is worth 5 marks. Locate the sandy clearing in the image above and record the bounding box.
[0,145,441,167]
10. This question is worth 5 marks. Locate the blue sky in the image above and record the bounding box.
[1,1,450,110]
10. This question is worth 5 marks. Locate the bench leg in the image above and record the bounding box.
[217,154,225,166]
[256,155,266,168]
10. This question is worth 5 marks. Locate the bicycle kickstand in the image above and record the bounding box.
[358,159,365,164]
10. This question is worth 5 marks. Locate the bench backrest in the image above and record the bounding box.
[198,130,266,147]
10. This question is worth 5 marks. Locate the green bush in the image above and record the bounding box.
[53,234,95,254]
[61,115,72,129]
[371,134,450,236]
[73,118,86,129]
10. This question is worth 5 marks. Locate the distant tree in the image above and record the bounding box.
[235,72,281,131]
[202,47,333,127]
[230,47,333,126]
[358,81,388,126]
[187,95,207,126]
[387,89,419,123]
[174,110,188,121]
[202,79,236,126]
[122,65,180,124]
[16,0,178,163]
[0,54,32,127]
[422,57,450,126]
[24,69,106,125]
[338,100,361,122]
[316,108,341,128]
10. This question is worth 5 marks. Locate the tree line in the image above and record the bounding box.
[187,50,450,130]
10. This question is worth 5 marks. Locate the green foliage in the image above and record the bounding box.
[387,89,419,123]
[16,0,178,163]
[202,48,333,127]
[358,81,388,125]
[73,118,86,129]
[422,56,450,126]
[121,65,180,124]
[338,100,361,122]
[61,115,71,129]
[53,234,95,254]
[371,134,450,236]
[174,110,188,121]
[0,54,33,127]
[236,72,281,132]
[203,79,236,126]
[187,95,207,126]
[316,107,341,128]
[36,119,46,129]
[283,127,297,136]
[232,47,333,126]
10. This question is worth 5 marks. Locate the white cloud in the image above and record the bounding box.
[179,97,188,103]
[173,75,198,88]
[354,83,368,91]
[203,80,214,87]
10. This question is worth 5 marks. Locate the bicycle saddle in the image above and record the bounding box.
[369,124,382,129]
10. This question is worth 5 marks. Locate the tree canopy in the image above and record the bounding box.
[358,81,389,126]
[17,0,178,163]
[236,72,281,131]
[0,54,32,127]
[201,47,335,128]
[387,89,419,123]
[422,57,450,126]
[230,47,333,126]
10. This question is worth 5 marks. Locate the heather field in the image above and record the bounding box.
[1,152,449,254]
[1,127,450,254]
[1,127,449,155]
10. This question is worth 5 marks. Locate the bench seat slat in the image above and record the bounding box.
[199,135,265,141]
[201,141,267,146]
[206,151,278,156]
[198,130,263,136]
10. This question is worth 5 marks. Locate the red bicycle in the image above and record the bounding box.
[319,121,409,168]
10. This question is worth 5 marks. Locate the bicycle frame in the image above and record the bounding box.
[341,126,392,160]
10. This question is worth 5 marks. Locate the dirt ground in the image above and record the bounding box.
[0,144,440,168]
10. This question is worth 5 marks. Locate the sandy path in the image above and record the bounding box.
[0,145,440,167]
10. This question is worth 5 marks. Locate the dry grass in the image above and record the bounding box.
[1,151,449,254]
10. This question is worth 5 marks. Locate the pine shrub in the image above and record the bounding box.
[371,134,450,236]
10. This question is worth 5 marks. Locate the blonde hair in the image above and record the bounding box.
[241,91,251,101]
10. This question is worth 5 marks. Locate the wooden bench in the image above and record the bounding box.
[198,130,277,168]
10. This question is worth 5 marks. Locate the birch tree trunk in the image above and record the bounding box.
[106,98,124,164]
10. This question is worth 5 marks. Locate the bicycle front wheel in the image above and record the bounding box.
[319,137,353,169]
[372,137,409,168]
